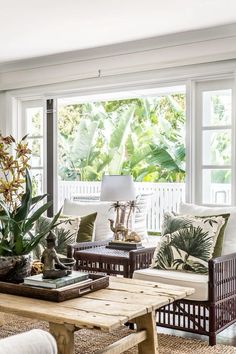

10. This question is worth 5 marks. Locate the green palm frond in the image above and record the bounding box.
[182,260,208,274]
[162,213,192,235]
[153,241,174,269]
[169,226,212,261]
[34,216,77,259]
[54,228,76,256]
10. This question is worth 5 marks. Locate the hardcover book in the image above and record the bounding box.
[106,241,144,251]
[23,271,89,289]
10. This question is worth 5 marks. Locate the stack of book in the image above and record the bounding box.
[24,271,91,289]
[106,241,144,251]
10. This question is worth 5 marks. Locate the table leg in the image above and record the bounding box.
[135,311,158,354]
[49,322,75,354]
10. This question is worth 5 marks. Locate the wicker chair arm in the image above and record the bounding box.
[210,252,236,264]
[208,252,236,302]
[67,239,110,258]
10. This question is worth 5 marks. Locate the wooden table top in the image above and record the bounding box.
[0,277,194,332]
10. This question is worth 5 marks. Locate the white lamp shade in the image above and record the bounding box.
[100,175,136,201]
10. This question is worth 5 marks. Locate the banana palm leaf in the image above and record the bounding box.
[108,106,135,174]
[149,145,185,172]
[71,119,99,163]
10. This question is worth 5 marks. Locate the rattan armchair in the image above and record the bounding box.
[156,252,236,346]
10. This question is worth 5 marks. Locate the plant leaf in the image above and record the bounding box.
[24,201,53,232]
[31,194,48,205]
[14,169,32,221]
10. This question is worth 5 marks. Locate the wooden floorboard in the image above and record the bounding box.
[157,323,236,347]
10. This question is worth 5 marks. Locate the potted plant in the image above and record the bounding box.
[0,135,60,283]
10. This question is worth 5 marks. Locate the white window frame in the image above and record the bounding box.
[194,79,235,206]
[6,62,236,210]
[20,99,47,194]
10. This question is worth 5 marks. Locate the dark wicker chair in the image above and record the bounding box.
[67,241,236,346]
[156,252,236,346]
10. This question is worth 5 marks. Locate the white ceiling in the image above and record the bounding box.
[1,0,236,64]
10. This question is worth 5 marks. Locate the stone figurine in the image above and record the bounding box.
[41,232,71,279]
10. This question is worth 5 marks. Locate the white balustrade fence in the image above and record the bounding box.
[58,181,186,232]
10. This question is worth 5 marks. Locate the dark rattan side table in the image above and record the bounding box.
[67,241,155,278]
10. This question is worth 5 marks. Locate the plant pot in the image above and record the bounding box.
[0,255,32,283]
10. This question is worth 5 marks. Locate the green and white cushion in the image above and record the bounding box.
[151,212,226,274]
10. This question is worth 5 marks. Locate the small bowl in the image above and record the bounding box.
[59,257,76,269]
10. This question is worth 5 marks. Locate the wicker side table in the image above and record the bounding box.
[68,242,155,278]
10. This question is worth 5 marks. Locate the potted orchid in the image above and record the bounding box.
[0,135,60,282]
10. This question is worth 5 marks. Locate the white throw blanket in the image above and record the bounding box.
[0,329,57,354]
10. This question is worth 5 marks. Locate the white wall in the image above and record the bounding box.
[0,24,236,91]
[0,93,7,134]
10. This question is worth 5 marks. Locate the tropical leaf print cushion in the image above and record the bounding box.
[151,212,226,274]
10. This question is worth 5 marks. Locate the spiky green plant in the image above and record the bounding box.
[34,216,77,259]
[0,170,61,256]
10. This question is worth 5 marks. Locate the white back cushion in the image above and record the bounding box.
[179,202,236,255]
[63,199,114,241]
[73,194,151,241]
[134,193,151,240]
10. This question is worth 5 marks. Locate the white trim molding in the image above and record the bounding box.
[1,24,236,91]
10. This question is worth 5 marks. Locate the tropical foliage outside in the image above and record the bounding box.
[57,94,186,182]
[27,91,231,186]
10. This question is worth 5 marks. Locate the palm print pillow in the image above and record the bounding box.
[151,212,225,274]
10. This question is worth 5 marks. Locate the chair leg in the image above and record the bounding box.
[209,304,216,346]
[209,333,216,346]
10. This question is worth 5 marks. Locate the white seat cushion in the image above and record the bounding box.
[179,202,236,255]
[133,268,208,301]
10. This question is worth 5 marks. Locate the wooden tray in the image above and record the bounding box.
[0,273,109,302]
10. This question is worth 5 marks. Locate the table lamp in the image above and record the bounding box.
[100,175,136,202]
[100,175,141,248]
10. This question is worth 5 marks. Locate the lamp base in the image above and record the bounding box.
[106,241,144,251]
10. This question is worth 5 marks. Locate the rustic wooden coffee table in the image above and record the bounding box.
[0,277,194,354]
